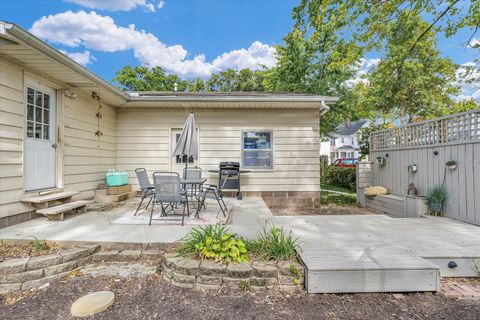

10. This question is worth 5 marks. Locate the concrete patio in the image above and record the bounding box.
[1,196,480,293]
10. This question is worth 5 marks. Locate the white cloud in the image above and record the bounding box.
[59,49,96,66]
[345,58,380,87]
[30,11,276,78]
[63,0,156,12]
[157,1,165,9]
[455,62,480,102]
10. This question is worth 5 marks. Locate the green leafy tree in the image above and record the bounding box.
[265,0,365,137]
[113,66,189,91]
[206,68,266,92]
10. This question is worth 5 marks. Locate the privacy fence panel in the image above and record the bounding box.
[370,110,480,225]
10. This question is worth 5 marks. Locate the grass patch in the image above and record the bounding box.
[248,224,300,261]
[320,183,355,194]
[320,192,356,206]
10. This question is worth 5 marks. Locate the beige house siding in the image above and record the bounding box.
[0,58,117,221]
[0,59,29,219]
[63,94,116,199]
[116,108,320,192]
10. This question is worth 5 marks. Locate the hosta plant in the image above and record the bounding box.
[178,224,248,263]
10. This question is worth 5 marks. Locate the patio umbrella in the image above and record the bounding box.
[173,112,198,176]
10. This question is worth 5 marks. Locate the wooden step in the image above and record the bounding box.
[36,200,91,221]
[22,191,80,209]
[302,255,440,293]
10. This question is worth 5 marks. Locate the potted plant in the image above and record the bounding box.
[425,185,447,216]
[446,160,457,170]
[376,156,386,166]
[408,163,417,173]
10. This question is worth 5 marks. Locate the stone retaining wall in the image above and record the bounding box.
[162,254,305,291]
[0,245,100,294]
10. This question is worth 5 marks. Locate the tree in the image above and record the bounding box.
[113,66,188,91]
[265,0,365,137]
[206,68,266,92]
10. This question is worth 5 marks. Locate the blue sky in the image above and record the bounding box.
[0,0,478,100]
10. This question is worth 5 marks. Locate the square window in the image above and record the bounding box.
[35,107,42,124]
[43,125,49,140]
[242,131,273,169]
[43,109,50,125]
[35,123,42,139]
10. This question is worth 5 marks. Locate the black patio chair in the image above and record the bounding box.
[198,178,228,217]
[134,168,155,216]
[150,172,189,226]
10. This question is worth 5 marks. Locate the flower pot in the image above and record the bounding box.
[376,157,385,166]
[447,164,457,170]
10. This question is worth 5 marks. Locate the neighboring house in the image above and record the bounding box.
[0,22,338,227]
[320,119,369,164]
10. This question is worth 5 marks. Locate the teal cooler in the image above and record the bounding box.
[106,169,128,187]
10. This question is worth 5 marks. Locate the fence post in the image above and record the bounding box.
[356,161,374,207]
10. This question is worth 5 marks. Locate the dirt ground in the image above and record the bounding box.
[2,275,480,320]
[0,241,68,260]
[272,205,376,216]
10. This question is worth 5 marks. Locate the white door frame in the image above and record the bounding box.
[24,80,57,191]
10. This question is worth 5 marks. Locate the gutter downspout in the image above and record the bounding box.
[320,100,330,116]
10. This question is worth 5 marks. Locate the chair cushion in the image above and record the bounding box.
[364,186,389,196]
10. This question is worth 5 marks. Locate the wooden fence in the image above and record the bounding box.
[369,109,480,225]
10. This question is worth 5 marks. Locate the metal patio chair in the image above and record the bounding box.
[134,168,155,216]
[150,172,189,226]
[183,167,202,197]
[198,178,228,217]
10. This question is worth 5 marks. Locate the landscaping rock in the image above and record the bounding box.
[196,275,223,286]
[116,250,142,262]
[226,263,253,278]
[76,255,93,267]
[4,269,44,284]
[0,258,29,274]
[21,274,58,291]
[27,254,62,270]
[195,283,221,291]
[81,263,157,278]
[43,260,77,276]
[175,259,200,276]
[162,267,173,281]
[61,247,91,263]
[0,282,21,295]
[142,250,163,260]
[199,260,227,277]
[278,275,303,286]
[277,261,304,276]
[164,253,183,269]
[249,277,277,287]
[81,244,101,255]
[93,250,120,262]
[70,291,115,318]
[251,262,277,278]
[278,285,303,292]
[172,273,195,288]
[223,277,249,289]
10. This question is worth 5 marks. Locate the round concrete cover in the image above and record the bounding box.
[71,291,115,317]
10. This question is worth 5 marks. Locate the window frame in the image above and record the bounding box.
[241,130,274,170]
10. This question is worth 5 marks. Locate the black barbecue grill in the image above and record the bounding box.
[209,162,250,200]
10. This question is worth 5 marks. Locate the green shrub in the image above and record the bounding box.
[426,185,447,206]
[248,224,300,261]
[178,224,248,263]
[325,167,356,192]
[28,237,49,252]
[319,155,329,183]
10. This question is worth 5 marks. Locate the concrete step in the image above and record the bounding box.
[36,200,91,221]
[22,191,80,209]
[302,255,440,293]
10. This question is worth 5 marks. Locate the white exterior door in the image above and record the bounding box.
[25,85,56,191]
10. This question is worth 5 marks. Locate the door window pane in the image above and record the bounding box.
[27,121,34,138]
[43,109,50,125]
[43,125,49,139]
[27,88,34,105]
[35,107,42,123]
[27,104,34,121]
[43,94,50,110]
[242,131,273,169]
[35,92,43,107]
[35,123,42,139]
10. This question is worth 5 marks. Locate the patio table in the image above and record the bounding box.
[180,178,207,218]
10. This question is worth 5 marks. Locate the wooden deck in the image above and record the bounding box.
[275,214,480,293]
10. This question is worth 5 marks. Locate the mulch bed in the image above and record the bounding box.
[272,205,377,216]
[0,242,70,260]
[1,275,480,320]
